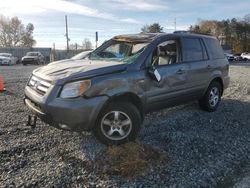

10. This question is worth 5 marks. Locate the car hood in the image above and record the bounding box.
[0,56,10,60]
[48,59,74,65]
[33,59,126,82]
[23,56,38,59]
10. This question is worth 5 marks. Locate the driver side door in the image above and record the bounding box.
[145,38,190,111]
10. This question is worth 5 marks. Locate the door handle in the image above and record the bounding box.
[207,65,212,69]
[176,69,185,74]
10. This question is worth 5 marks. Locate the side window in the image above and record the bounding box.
[205,38,225,59]
[151,40,178,66]
[182,38,203,61]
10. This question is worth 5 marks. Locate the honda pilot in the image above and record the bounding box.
[24,33,230,145]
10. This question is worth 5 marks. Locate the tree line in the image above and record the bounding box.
[190,14,250,54]
[142,15,250,54]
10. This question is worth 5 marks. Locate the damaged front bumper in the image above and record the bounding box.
[24,85,108,131]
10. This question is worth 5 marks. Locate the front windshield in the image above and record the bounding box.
[89,41,148,64]
[27,52,38,56]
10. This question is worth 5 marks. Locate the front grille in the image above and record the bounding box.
[28,75,52,95]
[24,58,35,61]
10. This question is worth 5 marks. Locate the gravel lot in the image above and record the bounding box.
[0,64,250,187]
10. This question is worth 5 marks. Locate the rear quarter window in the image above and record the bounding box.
[205,38,225,59]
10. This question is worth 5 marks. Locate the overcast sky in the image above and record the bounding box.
[0,0,249,49]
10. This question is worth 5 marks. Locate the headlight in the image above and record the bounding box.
[60,80,91,98]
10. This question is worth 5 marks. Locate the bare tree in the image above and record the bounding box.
[0,15,36,47]
[82,38,92,50]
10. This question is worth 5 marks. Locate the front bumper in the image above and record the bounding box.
[0,60,10,65]
[24,86,108,131]
[22,59,38,64]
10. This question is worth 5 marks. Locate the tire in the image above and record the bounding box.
[199,81,222,112]
[93,102,141,145]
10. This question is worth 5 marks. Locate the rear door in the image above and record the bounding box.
[181,37,210,97]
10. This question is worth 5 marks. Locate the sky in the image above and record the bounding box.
[0,0,249,49]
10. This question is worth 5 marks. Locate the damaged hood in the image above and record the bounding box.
[32,59,126,81]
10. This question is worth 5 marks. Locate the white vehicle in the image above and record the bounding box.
[241,52,250,60]
[0,53,18,65]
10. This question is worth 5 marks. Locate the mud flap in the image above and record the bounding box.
[26,115,37,128]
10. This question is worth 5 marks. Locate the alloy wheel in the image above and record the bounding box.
[100,111,132,141]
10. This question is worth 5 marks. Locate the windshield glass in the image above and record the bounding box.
[27,52,38,56]
[89,41,148,64]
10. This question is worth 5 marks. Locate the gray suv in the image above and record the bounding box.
[24,33,230,145]
[22,52,44,65]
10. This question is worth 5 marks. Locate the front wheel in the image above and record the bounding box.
[93,102,141,145]
[199,81,222,112]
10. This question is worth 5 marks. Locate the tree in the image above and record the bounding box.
[141,23,163,33]
[0,15,36,47]
[21,23,36,47]
[189,15,250,53]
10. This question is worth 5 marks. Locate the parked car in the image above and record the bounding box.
[241,52,250,60]
[24,33,230,145]
[0,53,18,65]
[233,54,244,61]
[22,52,44,65]
[224,53,234,62]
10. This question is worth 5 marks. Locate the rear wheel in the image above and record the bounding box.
[93,102,141,145]
[199,81,222,112]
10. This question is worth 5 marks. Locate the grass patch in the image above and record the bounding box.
[95,142,167,178]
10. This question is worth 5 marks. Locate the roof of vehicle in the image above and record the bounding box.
[112,32,216,43]
[112,33,160,43]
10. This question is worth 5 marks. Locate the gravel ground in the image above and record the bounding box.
[0,64,250,187]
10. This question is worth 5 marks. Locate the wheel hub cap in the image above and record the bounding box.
[101,111,132,141]
[209,87,219,107]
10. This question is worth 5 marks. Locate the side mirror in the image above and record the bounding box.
[148,65,161,82]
